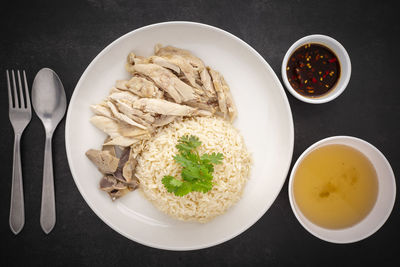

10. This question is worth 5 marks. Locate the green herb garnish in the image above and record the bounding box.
[162,135,224,196]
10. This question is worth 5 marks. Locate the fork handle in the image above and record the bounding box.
[9,133,25,234]
[40,134,56,234]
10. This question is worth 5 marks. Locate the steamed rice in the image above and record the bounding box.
[136,116,252,223]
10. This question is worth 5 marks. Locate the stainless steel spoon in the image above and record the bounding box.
[32,68,66,234]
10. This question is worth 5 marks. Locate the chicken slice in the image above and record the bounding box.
[223,82,237,122]
[109,87,124,95]
[117,77,163,99]
[150,56,181,74]
[109,91,139,103]
[86,149,119,174]
[107,101,147,130]
[168,55,198,87]
[154,45,216,100]
[118,124,149,138]
[127,52,147,65]
[184,100,217,114]
[153,55,199,88]
[208,68,227,116]
[115,80,128,90]
[128,63,197,103]
[104,136,140,147]
[90,103,113,118]
[132,98,210,116]
[200,68,217,100]
[208,68,237,122]
[115,99,155,123]
[155,45,205,70]
[115,103,154,132]
[90,116,120,138]
[90,116,147,146]
[127,76,163,98]
[152,115,178,127]
[112,99,153,130]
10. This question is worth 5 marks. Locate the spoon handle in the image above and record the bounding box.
[40,134,56,234]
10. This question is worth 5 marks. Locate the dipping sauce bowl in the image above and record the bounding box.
[282,35,351,104]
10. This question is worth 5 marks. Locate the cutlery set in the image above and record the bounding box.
[7,68,66,234]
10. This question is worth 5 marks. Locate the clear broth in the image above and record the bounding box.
[293,144,378,229]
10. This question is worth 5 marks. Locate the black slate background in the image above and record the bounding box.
[1,0,399,266]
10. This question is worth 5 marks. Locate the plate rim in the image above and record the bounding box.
[65,21,294,250]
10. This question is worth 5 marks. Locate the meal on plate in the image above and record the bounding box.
[86,44,252,222]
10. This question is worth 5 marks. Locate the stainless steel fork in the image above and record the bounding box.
[7,70,32,234]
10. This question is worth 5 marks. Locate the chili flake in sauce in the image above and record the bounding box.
[286,43,340,97]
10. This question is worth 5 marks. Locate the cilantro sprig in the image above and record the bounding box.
[162,135,224,196]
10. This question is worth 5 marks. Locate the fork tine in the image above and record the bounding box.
[11,70,19,108]
[17,70,25,109]
[23,71,31,110]
[6,70,13,108]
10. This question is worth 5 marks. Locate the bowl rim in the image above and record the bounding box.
[281,34,352,104]
[288,135,396,243]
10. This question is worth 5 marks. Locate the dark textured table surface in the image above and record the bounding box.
[1,0,399,266]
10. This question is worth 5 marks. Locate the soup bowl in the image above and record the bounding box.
[288,136,396,243]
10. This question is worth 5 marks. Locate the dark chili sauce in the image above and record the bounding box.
[286,43,340,97]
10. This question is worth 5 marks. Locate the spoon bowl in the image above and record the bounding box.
[32,68,66,131]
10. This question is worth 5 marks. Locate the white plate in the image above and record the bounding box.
[65,21,294,250]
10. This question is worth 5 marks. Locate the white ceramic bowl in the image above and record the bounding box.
[288,136,396,243]
[281,35,351,104]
